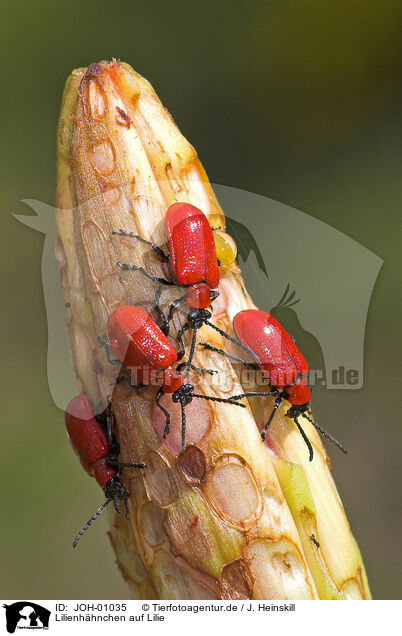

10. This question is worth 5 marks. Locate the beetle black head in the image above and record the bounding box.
[286,403,310,419]
[103,475,130,514]
[187,308,211,328]
[172,383,194,407]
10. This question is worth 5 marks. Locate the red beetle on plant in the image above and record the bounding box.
[201,309,346,461]
[65,394,147,547]
[98,305,246,452]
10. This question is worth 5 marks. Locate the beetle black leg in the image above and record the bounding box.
[97,337,123,366]
[176,362,217,375]
[301,412,347,455]
[106,459,148,469]
[155,387,171,438]
[171,384,247,451]
[200,342,259,370]
[112,229,169,261]
[176,322,191,360]
[123,498,130,521]
[155,289,187,336]
[109,496,121,515]
[261,396,283,441]
[116,262,174,287]
[294,417,314,462]
[167,294,187,323]
[154,286,170,335]
[183,325,199,377]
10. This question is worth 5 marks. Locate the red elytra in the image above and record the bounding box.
[201,308,346,460]
[65,394,115,488]
[102,305,246,452]
[107,305,183,393]
[165,202,219,309]
[233,309,311,406]
[64,394,147,548]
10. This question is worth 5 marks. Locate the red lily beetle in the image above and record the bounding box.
[113,203,232,372]
[65,394,147,547]
[165,202,219,309]
[202,309,346,461]
[99,305,245,452]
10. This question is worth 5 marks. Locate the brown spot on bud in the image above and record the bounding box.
[220,559,253,599]
[116,106,132,128]
[189,515,199,539]
[177,445,207,485]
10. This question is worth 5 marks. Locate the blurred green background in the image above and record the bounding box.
[0,0,400,600]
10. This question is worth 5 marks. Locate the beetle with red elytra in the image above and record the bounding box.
[65,395,147,547]
[98,304,247,453]
[201,309,347,461]
[113,202,237,374]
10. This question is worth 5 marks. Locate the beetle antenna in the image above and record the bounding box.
[180,399,186,453]
[72,497,112,548]
[191,394,246,407]
[302,413,347,455]
[204,320,258,360]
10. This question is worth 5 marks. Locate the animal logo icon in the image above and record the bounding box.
[3,602,50,633]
